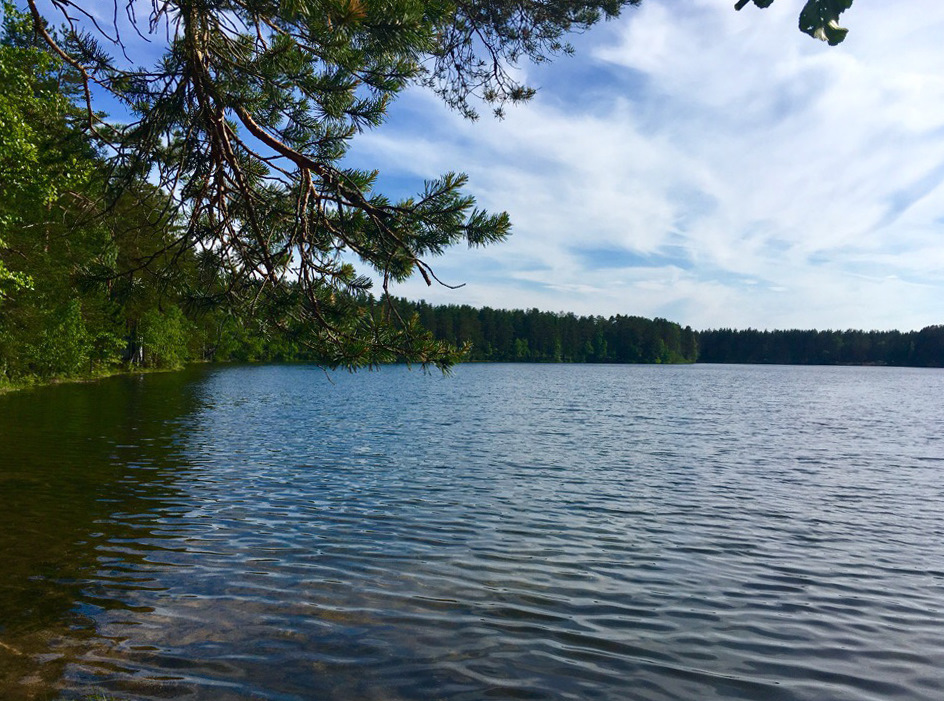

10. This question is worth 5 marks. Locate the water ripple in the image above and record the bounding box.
[2,364,944,700]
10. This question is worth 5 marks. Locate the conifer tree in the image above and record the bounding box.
[15,0,641,368]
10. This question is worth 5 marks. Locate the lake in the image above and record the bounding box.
[1,363,943,700]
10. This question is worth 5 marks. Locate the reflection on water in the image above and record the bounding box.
[1,364,944,700]
[0,369,205,698]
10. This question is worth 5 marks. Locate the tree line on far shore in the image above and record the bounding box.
[391,300,698,364]
[391,302,944,368]
[697,327,944,368]
[5,264,944,384]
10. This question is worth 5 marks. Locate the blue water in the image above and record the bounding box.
[1,363,943,700]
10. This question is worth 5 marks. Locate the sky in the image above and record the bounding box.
[345,0,944,332]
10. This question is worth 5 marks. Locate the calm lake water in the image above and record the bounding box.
[1,363,943,700]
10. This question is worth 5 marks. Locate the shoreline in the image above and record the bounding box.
[5,356,941,396]
[0,364,184,395]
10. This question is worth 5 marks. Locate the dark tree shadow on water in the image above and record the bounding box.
[0,368,209,699]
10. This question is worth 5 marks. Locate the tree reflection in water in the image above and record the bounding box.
[0,369,206,699]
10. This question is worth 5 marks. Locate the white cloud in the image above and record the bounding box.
[348,0,944,330]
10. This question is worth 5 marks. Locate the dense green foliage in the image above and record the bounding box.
[371,304,944,368]
[392,300,698,363]
[697,327,944,367]
[0,9,226,382]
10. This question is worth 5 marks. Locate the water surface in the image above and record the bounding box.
[1,364,943,700]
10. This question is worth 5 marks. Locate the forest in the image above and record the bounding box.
[389,300,698,363]
[0,19,277,384]
[393,304,944,368]
[697,327,944,368]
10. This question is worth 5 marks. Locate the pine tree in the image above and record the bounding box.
[14,0,641,369]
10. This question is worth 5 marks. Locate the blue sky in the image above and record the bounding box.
[346,1,944,331]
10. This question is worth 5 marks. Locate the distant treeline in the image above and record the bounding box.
[388,299,699,364]
[392,300,944,368]
[697,327,944,367]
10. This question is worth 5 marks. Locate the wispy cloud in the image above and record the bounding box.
[349,0,944,330]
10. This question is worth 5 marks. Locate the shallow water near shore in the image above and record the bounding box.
[1,363,943,700]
